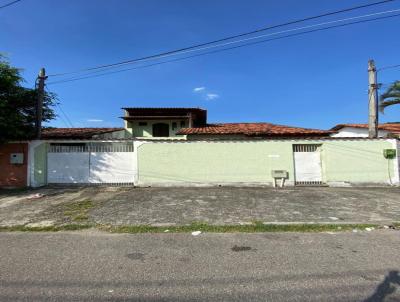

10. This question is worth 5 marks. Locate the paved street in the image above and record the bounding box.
[1,186,400,227]
[1,230,400,301]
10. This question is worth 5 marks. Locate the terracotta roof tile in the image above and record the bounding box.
[177,123,332,137]
[41,128,123,139]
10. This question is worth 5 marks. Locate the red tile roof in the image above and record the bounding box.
[331,123,400,134]
[122,107,205,111]
[177,123,332,137]
[41,128,123,139]
[122,107,206,117]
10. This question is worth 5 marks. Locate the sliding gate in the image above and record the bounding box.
[47,142,135,185]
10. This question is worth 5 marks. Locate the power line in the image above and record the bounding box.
[44,85,74,127]
[56,103,74,127]
[48,0,397,77]
[47,12,400,85]
[379,82,398,88]
[49,8,400,81]
[56,103,74,128]
[55,105,72,128]
[378,63,400,71]
[0,0,22,10]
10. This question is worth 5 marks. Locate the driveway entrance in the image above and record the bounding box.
[47,142,135,185]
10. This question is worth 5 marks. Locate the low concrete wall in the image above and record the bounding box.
[137,139,398,186]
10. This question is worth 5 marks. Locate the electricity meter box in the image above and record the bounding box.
[383,149,396,159]
[271,170,288,179]
[10,153,24,164]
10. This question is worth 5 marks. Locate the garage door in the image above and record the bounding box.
[47,142,135,185]
[293,144,323,185]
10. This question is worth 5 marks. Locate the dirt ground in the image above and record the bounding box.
[1,186,400,227]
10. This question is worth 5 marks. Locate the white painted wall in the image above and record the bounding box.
[392,139,400,185]
[294,151,322,182]
[47,151,136,184]
[331,127,389,138]
[89,152,135,183]
[48,153,90,183]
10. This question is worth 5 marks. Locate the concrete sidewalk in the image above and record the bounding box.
[1,186,400,227]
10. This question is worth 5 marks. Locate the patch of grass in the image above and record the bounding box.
[0,224,92,232]
[99,222,380,234]
[71,214,89,222]
[63,200,94,222]
[0,222,387,234]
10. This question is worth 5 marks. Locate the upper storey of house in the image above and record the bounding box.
[121,107,207,139]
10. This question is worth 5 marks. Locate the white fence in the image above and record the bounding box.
[47,143,135,185]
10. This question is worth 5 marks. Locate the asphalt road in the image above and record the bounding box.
[1,230,400,302]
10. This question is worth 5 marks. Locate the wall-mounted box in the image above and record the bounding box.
[10,153,24,164]
[383,149,396,159]
[271,170,288,179]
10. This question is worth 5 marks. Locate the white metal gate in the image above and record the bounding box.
[47,142,135,185]
[293,144,323,185]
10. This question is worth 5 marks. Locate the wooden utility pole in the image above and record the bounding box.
[35,68,46,139]
[368,60,379,138]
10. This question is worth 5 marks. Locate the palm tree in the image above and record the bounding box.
[379,81,400,113]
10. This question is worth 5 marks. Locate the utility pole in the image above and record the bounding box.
[35,68,47,139]
[368,60,379,138]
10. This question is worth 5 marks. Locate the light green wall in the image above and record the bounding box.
[137,140,396,185]
[322,140,394,183]
[33,142,47,186]
[127,120,187,138]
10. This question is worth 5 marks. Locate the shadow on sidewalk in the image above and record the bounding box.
[364,270,400,302]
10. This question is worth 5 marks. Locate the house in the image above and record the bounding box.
[1,107,399,188]
[41,127,126,140]
[122,107,207,138]
[121,107,333,140]
[331,123,400,138]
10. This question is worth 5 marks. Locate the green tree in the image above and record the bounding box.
[379,81,400,113]
[0,55,57,142]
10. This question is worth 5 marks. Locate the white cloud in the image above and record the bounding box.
[205,93,219,100]
[193,87,205,92]
[193,86,220,100]
[87,119,103,122]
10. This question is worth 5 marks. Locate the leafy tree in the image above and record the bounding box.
[379,81,400,113]
[0,55,57,142]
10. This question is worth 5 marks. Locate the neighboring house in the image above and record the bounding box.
[331,123,400,138]
[1,107,399,188]
[41,127,126,139]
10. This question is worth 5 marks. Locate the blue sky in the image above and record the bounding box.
[1,0,400,129]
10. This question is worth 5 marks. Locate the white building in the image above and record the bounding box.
[331,123,400,138]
